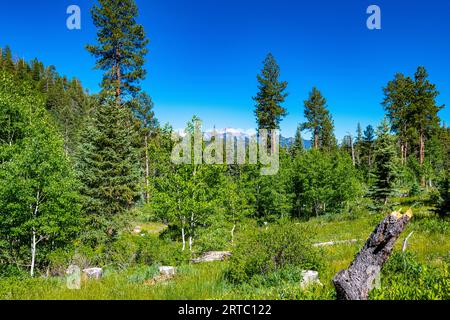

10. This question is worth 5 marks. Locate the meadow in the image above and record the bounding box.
[1,196,447,301]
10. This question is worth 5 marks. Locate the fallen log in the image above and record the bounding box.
[313,239,360,247]
[333,209,413,300]
[191,251,232,263]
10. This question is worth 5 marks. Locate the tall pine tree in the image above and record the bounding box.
[302,87,334,150]
[253,53,288,133]
[86,0,149,105]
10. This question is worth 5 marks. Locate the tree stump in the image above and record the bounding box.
[333,209,412,300]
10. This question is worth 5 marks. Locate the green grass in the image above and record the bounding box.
[1,197,448,300]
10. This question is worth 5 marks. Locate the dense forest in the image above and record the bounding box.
[0,0,448,300]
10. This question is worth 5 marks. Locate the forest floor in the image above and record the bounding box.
[1,196,448,300]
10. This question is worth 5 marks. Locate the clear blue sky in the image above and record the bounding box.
[1,0,449,139]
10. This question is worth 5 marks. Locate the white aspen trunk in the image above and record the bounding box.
[144,133,150,204]
[231,224,236,244]
[30,229,36,277]
[181,226,186,251]
[30,189,40,277]
[350,135,355,166]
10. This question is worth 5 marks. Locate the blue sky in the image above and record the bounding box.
[1,0,449,139]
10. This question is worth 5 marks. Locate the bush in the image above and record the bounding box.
[226,222,323,284]
[370,252,450,300]
[0,265,29,278]
[139,235,191,266]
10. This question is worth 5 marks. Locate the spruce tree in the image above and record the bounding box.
[76,100,140,243]
[86,0,149,104]
[291,124,304,156]
[372,119,399,204]
[253,53,288,133]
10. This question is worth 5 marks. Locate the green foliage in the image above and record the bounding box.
[371,252,449,300]
[253,53,288,131]
[371,119,400,204]
[301,87,336,150]
[0,71,81,275]
[75,100,141,245]
[86,0,149,101]
[291,149,362,218]
[226,222,323,284]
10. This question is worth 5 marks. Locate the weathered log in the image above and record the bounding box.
[313,239,360,247]
[191,251,232,263]
[333,209,413,300]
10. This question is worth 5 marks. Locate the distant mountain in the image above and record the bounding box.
[280,136,311,149]
[176,128,311,150]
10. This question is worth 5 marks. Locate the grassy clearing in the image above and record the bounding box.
[1,199,448,300]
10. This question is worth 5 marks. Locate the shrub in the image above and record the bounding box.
[226,222,323,284]
[370,252,450,300]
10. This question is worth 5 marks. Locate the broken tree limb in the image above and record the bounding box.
[313,239,360,247]
[402,231,414,253]
[333,209,413,300]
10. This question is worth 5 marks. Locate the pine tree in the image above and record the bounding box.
[2,46,15,72]
[301,87,335,150]
[320,115,336,152]
[411,67,443,184]
[382,73,414,165]
[76,100,140,243]
[86,0,149,104]
[372,119,399,204]
[291,124,304,156]
[355,123,363,166]
[253,53,288,134]
[130,92,158,204]
[362,125,375,170]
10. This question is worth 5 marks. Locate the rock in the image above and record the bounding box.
[82,267,103,280]
[159,266,176,276]
[300,270,322,289]
[133,226,142,234]
[191,251,232,263]
[145,266,176,286]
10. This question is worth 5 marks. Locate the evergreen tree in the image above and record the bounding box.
[382,73,414,165]
[362,125,375,171]
[86,0,149,104]
[2,46,14,72]
[372,119,399,204]
[355,123,363,166]
[76,100,140,244]
[291,124,304,156]
[411,67,443,179]
[301,87,333,150]
[320,115,336,152]
[253,53,288,133]
[130,92,158,203]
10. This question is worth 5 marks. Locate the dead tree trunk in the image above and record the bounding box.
[333,209,412,300]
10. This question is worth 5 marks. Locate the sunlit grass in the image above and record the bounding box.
[1,196,447,300]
